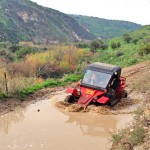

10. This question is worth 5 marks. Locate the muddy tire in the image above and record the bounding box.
[121,90,128,98]
[64,95,76,103]
[107,88,118,106]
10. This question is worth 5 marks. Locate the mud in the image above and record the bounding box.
[55,91,145,115]
[0,61,149,150]
[0,97,133,150]
[0,86,65,116]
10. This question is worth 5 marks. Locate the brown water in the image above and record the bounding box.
[0,93,133,150]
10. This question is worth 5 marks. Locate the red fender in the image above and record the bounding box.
[97,96,110,104]
[117,76,128,98]
[66,88,79,97]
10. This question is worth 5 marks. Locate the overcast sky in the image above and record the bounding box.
[30,0,150,25]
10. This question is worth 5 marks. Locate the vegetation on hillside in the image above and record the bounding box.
[0,25,150,100]
[85,25,150,67]
[0,44,91,99]
[0,0,141,43]
[71,15,141,39]
[0,0,94,43]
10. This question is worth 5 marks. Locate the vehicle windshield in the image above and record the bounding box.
[82,69,111,88]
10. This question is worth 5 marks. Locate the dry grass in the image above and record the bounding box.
[0,73,41,95]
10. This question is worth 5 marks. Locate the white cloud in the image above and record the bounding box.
[31,0,150,25]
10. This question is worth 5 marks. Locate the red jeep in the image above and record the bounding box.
[65,62,127,106]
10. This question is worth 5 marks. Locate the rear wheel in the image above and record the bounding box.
[64,95,76,103]
[107,88,118,106]
[121,90,127,98]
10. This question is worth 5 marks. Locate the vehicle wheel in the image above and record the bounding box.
[121,90,127,98]
[107,88,118,106]
[64,95,76,103]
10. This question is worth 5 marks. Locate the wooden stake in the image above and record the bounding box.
[4,72,8,95]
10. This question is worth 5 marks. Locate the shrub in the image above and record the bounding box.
[75,42,89,48]
[115,51,124,57]
[90,40,101,50]
[9,44,20,52]
[0,50,15,62]
[112,133,123,143]
[0,91,7,100]
[123,34,132,43]
[138,43,150,56]
[111,42,118,49]
[101,43,108,50]
[16,46,38,58]
[133,38,138,45]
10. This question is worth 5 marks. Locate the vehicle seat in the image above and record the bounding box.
[110,77,119,91]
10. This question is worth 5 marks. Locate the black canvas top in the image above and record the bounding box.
[88,62,121,74]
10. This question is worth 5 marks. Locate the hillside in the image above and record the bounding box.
[71,15,141,39]
[0,0,95,43]
[92,25,150,67]
[0,0,141,43]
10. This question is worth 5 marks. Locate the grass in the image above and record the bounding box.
[111,106,147,149]
[130,127,145,145]
[14,73,83,99]
[0,92,7,100]
[0,73,82,100]
[112,132,123,143]
[89,25,150,68]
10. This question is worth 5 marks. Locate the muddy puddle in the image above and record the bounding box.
[0,91,134,150]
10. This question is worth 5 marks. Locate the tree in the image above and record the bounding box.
[139,43,150,56]
[90,40,101,50]
[123,34,132,43]
[117,42,121,48]
[133,38,138,45]
[111,42,117,49]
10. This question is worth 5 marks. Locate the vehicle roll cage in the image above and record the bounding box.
[81,62,121,91]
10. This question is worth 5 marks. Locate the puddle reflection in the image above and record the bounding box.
[60,110,117,137]
[0,99,132,150]
[0,108,25,134]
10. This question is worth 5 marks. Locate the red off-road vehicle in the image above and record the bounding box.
[65,62,127,106]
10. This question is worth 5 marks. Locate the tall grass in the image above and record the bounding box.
[16,73,82,98]
[0,73,82,99]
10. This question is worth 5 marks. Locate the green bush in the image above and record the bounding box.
[115,51,124,57]
[111,42,121,49]
[133,38,138,45]
[16,46,38,58]
[75,42,90,48]
[0,92,7,100]
[123,34,132,43]
[139,43,150,56]
[112,133,123,143]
